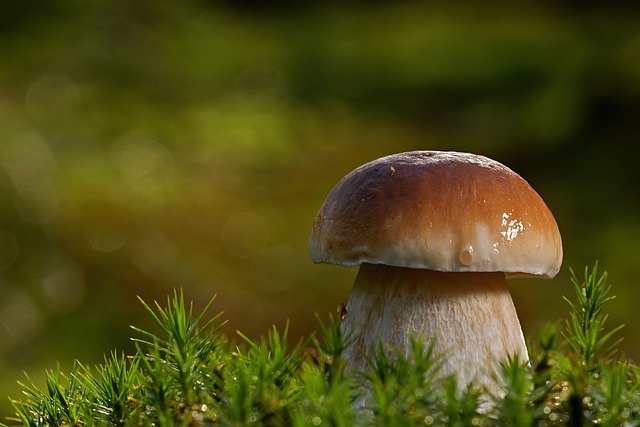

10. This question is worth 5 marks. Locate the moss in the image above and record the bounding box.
[3,264,637,426]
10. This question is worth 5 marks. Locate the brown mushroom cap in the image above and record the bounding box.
[309,151,562,278]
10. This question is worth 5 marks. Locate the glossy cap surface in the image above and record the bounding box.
[309,151,562,278]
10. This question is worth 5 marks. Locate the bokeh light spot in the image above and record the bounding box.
[25,75,80,124]
[86,227,128,253]
[2,131,59,222]
[41,260,86,315]
[113,131,174,203]
[0,290,42,347]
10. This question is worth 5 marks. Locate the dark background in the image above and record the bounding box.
[1,0,639,415]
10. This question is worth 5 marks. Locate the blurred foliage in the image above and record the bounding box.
[0,0,639,417]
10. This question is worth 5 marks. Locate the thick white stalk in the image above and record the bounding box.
[341,263,527,388]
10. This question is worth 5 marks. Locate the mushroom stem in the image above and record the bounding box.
[341,263,528,388]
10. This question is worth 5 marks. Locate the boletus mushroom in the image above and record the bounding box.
[309,151,562,389]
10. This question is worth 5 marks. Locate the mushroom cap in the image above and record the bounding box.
[309,151,562,278]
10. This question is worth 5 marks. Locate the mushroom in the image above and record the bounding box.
[309,151,562,389]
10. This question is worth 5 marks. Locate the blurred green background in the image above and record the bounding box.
[1,0,639,415]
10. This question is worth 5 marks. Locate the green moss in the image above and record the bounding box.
[3,264,638,426]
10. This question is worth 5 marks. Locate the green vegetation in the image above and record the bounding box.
[2,0,640,417]
[3,264,637,426]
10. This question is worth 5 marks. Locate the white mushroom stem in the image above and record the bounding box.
[341,263,528,389]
